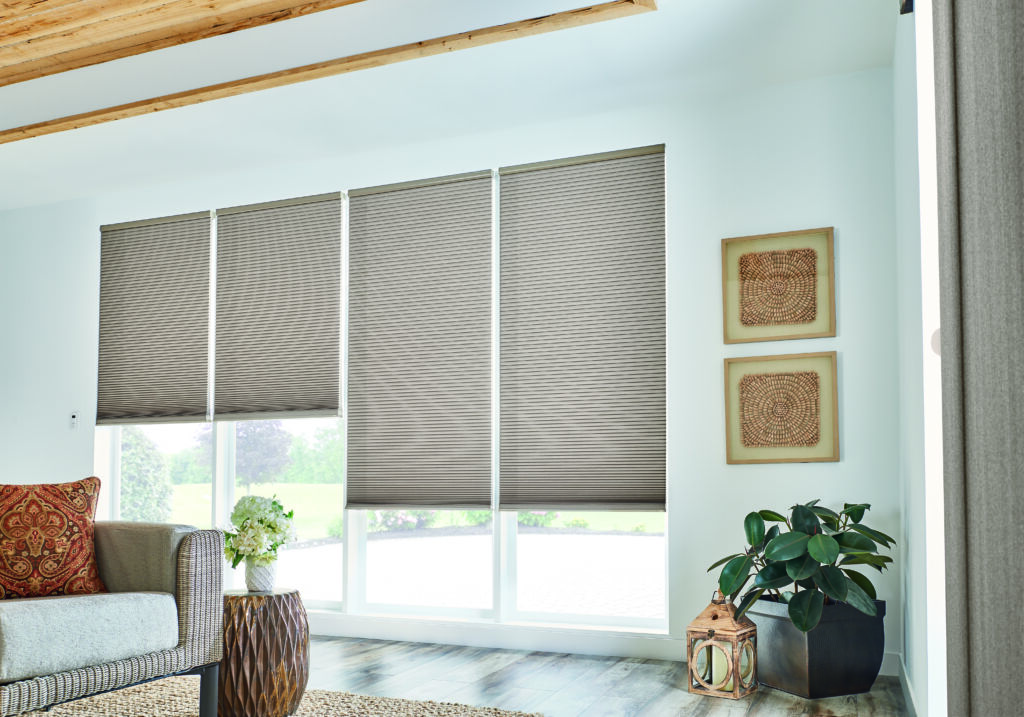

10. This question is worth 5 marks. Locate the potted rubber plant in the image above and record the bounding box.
[707,500,895,698]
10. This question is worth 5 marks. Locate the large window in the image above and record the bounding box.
[95,147,666,631]
[96,431,665,626]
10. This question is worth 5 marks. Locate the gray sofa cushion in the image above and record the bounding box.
[0,592,178,683]
[94,522,196,594]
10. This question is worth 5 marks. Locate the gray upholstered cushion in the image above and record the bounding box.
[94,522,195,594]
[0,592,178,683]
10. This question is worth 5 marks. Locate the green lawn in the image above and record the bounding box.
[171,484,665,537]
[172,483,343,539]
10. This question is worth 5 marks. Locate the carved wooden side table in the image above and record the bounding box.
[219,589,310,717]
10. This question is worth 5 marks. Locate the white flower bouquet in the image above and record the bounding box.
[224,495,296,568]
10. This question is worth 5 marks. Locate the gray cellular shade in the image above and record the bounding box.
[98,213,211,423]
[215,193,341,418]
[347,175,492,508]
[499,149,665,510]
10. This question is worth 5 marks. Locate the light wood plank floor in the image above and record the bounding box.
[309,636,907,716]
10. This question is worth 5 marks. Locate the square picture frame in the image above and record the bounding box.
[721,227,836,344]
[724,351,839,464]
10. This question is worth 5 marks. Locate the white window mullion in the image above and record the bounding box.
[213,422,235,525]
[344,510,367,613]
[490,169,506,622]
[108,426,121,520]
[499,511,517,622]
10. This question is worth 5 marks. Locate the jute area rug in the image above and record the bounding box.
[25,676,543,717]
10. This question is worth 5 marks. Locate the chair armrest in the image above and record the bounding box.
[94,522,197,594]
[176,529,225,665]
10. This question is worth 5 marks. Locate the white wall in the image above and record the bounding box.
[0,200,99,482]
[0,66,903,667]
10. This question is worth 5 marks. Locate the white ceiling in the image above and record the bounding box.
[0,0,896,212]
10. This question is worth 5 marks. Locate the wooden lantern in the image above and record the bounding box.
[686,591,757,699]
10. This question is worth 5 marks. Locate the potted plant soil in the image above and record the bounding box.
[707,500,895,698]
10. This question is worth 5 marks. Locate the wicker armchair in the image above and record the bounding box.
[0,523,224,717]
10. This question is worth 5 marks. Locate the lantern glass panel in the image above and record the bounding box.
[692,638,711,683]
[739,639,755,687]
[692,640,732,691]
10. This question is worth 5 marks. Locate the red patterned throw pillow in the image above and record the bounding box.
[0,477,106,598]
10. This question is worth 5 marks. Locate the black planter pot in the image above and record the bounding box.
[746,597,886,699]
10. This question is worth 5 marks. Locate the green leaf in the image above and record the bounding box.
[735,588,766,621]
[759,509,788,522]
[796,577,817,590]
[707,553,743,573]
[780,591,794,604]
[839,554,893,572]
[786,554,819,581]
[744,512,766,546]
[788,589,825,632]
[814,565,849,602]
[791,505,821,535]
[807,534,841,564]
[842,569,878,600]
[810,506,841,530]
[842,503,870,523]
[843,578,877,616]
[803,499,821,507]
[850,523,896,548]
[759,524,781,551]
[765,532,811,561]
[835,532,877,553]
[754,562,792,589]
[719,555,754,596]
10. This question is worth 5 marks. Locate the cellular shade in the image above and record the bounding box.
[98,213,211,423]
[215,193,341,418]
[347,174,493,508]
[499,147,666,510]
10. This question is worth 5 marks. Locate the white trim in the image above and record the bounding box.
[490,169,503,622]
[498,511,517,622]
[207,209,217,423]
[344,510,367,613]
[915,2,948,715]
[879,650,901,678]
[900,655,921,717]
[308,610,683,661]
[107,426,121,520]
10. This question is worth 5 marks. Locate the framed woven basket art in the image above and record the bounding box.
[721,227,836,343]
[724,351,839,464]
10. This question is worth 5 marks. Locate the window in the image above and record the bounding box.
[363,510,493,611]
[97,147,666,631]
[515,511,665,621]
[229,418,344,603]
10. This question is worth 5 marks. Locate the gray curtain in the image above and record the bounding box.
[936,3,1024,715]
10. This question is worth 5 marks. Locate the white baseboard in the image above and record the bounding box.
[899,657,920,717]
[309,610,686,661]
[310,611,908,691]
[881,650,901,676]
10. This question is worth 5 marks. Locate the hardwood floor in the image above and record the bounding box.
[308,636,908,716]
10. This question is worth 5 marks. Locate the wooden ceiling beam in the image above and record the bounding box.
[0,0,82,24]
[0,0,656,146]
[0,0,366,87]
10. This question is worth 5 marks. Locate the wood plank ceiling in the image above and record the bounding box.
[0,0,655,145]
[0,0,366,87]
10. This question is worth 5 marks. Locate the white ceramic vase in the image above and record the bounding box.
[245,557,276,592]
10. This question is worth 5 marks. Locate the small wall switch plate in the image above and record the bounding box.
[70,411,80,429]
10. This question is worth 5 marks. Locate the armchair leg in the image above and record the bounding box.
[198,662,219,717]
